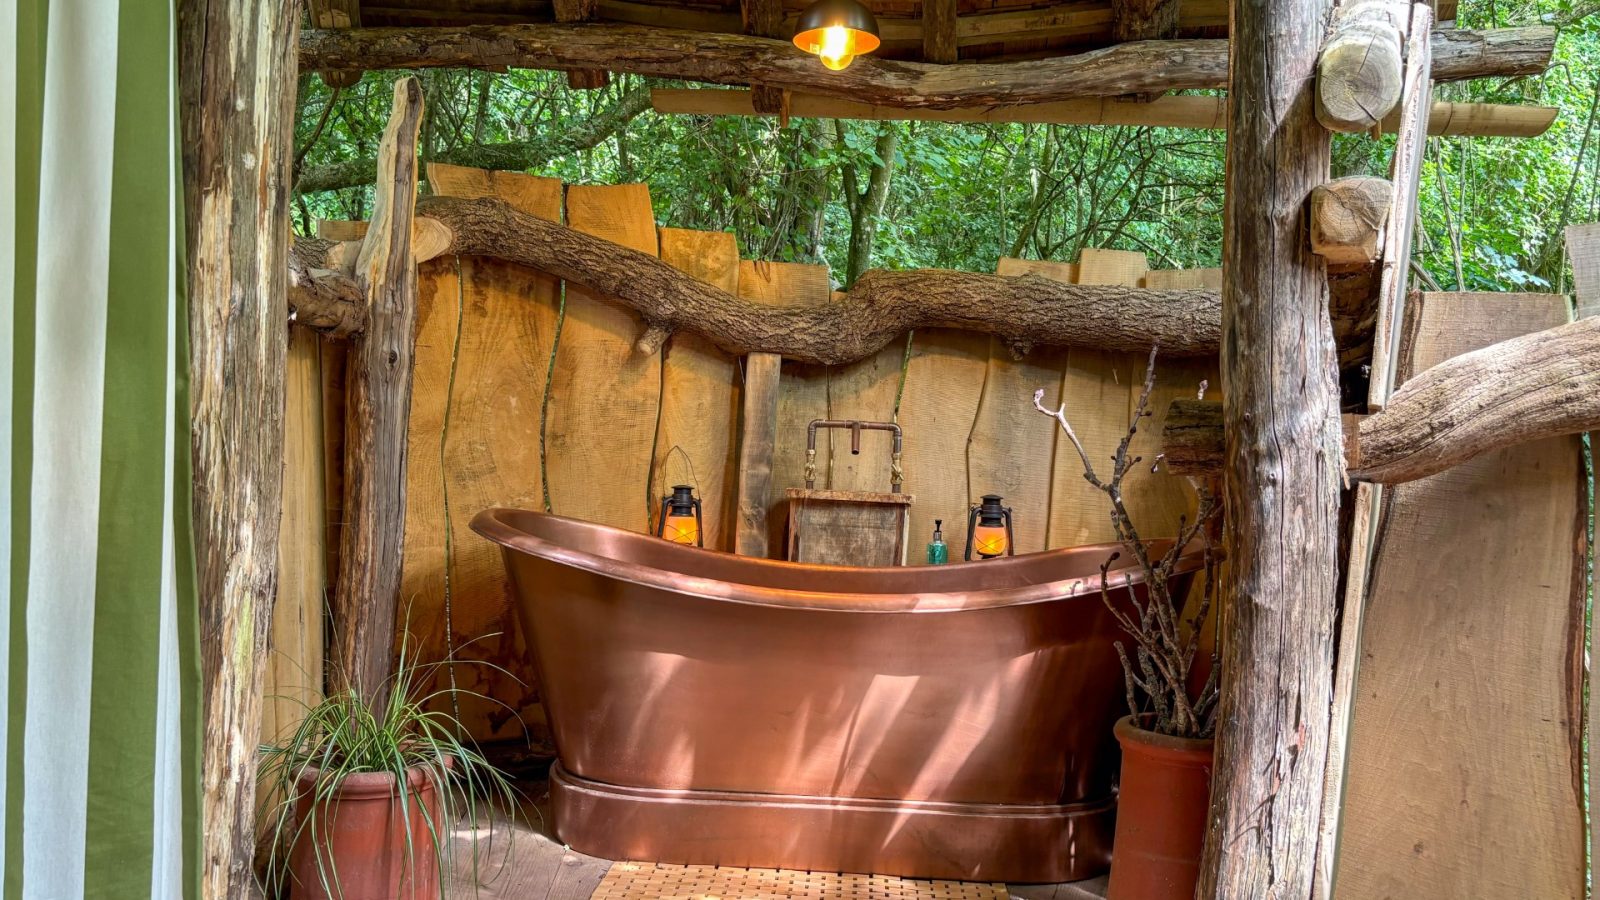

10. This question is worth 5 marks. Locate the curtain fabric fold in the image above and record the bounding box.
[2,0,198,897]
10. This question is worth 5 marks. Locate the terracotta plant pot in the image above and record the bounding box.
[1106,715,1214,900]
[289,765,447,900]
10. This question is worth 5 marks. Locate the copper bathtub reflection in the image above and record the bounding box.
[471,508,1202,883]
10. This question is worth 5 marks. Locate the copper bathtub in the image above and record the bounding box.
[472,508,1200,883]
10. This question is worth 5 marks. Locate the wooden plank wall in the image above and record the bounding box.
[385,164,1218,739]
[262,327,328,745]
[397,164,565,741]
[1332,293,1587,899]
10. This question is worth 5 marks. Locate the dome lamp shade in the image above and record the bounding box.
[793,0,882,71]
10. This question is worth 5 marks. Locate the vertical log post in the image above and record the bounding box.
[330,78,425,706]
[742,0,792,116]
[554,0,612,89]
[177,0,299,895]
[1199,0,1343,892]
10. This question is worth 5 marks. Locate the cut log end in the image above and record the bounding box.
[636,324,671,356]
[1312,177,1394,264]
[1317,33,1405,131]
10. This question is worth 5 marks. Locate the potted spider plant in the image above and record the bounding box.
[258,643,519,900]
[1035,346,1222,900]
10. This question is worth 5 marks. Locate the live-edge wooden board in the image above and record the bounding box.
[1333,292,1586,899]
[654,227,741,551]
[546,182,662,531]
[400,164,562,742]
[737,260,834,556]
[264,326,327,746]
[897,328,989,562]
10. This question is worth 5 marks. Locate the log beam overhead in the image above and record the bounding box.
[297,23,1553,107]
[651,88,1557,138]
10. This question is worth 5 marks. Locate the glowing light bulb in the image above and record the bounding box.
[817,24,856,70]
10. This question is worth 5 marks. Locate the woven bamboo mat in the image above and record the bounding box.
[591,861,1009,899]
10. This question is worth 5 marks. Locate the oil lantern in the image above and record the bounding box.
[656,485,704,547]
[965,494,1014,560]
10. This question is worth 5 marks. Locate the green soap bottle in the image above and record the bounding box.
[927,519,949,565]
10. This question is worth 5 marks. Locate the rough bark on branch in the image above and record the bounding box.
[298,24,1553,109]
[291,196,1392,365]
[330,76,424,708]
[296,84,652,193]
[287,237,365,336]
[1160,316,1600,483]
[180,0,299,895]
[407,195,1223,362]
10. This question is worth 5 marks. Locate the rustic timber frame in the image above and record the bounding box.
[182,0,1582,895]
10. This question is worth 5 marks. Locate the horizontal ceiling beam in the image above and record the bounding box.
[650,88,1557,138]
[299,23,1552,109]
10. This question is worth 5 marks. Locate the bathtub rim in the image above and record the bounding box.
[471,507,1206,614]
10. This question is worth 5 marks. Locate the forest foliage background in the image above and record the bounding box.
[293,0,1600,292]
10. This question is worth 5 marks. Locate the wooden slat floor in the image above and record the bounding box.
[446,778,1108,899]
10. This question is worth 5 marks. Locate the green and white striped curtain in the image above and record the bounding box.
[3,0,199,897]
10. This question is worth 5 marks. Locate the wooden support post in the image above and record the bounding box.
[922,0,959,63]
[1368,4,1435,412]
[742,0,791,114]
[1567,222,1600,891]
[1111,0,1181,42]
[178,0,299,895]
[1199,0,1342,890]
[329,77,424,705]
[554,0,611,89]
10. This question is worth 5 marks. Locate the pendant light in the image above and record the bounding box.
[793,0,881,71]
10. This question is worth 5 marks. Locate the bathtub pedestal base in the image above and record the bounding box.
[550,762,1114,884]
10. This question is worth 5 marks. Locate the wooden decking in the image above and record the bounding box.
[447,778,1108,899]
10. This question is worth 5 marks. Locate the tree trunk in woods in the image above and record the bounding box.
[329,78,425,708]
[841,124,899,287]
[297,23,1553,109]
[177,0,300,896]
[1199,0,1342,893]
